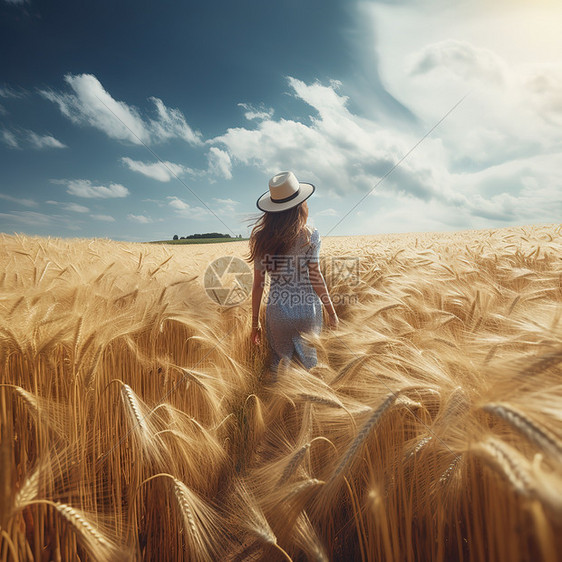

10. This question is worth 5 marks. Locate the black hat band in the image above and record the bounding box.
[270,187,300,203]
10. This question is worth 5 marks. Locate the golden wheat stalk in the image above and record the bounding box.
[404,435,433,461]
[482,403,562,462]
[170,478,225,561]
[291,512,329,562]
[278,443,311,486]
[2,226,562,561]
[438,454,464,485]
[21,500,125,561]
[329,393,397,484]
[471,437,533,496]
[226,482,292,561]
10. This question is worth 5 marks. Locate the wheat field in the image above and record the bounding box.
[1,223,561,561]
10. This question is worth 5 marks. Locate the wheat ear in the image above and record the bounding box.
[298,394,344,409]
[439,454,463,485]
[278,443,311,486]
[405,435,433,461]
[120,384,148,433]
[329,393,397,483]
[482,403,562,462]
[472,437,533,496]
[25,500,121,560]
[55,503,113,548]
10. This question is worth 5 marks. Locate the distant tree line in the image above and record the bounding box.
[172,232,242,240]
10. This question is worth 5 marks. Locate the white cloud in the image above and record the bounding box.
[53,179,130,198]
[123,149,234,184]
[91,214,116,222]
[0,209,84,232]
[213,76,435,200]
[407,40,509,86]
[212,69,562,234]
[212,197,238,214]
[163,196,211,220]
[148,96,202,145]
[238,103,274,121]
[41,73,202,146]
[0,85,26,98]
[1,129,19,148]
[1,128,66,150]
[46,200,90,213]
[213,197,238,206]
[142,198,166,207]
[167,196,190,210]
[368,2,562,163]
[316,208,338,217]
[173,206,211,220]
[121,157,192,182]
[41,74,148,143]
[451,152,562,223]
[288,77,349,120]
[63,202,89,213]
[27,131,67,149]
[0,211,54,226]
[524,66,562,125]
[127,214,152,224]
[0,193,37,207]
[207,147,232,180]
[165,195,238,219]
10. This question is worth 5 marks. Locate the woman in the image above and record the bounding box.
[247,171,339,375]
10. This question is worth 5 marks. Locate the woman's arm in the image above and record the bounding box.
[251,265,266,344]
[308,261,339,328]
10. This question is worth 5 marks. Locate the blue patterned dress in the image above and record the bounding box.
[256,227,323,372]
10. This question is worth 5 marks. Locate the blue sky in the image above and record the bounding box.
[1,0,561,241]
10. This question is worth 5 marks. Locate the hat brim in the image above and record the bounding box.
[256,182,315,213]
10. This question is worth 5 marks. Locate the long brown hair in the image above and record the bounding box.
[246,202,311,271]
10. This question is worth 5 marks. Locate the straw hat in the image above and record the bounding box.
[256,171,315,212]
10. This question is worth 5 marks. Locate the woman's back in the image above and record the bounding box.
[263,226,320,293]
